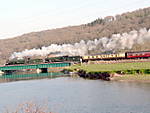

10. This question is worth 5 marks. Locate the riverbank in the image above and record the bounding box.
[69,62,150,82]
[111,74,150,83]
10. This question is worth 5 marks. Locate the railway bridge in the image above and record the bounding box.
[0,62,71,74]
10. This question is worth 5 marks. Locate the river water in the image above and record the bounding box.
[0,74,150,113]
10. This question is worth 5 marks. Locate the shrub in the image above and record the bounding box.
[4,101,52,113]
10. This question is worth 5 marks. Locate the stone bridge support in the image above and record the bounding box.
[36,68,48,73]
[0,70,4,75]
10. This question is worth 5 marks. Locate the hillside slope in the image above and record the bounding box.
[0,7,150,64]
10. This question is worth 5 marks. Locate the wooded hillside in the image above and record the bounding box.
[0,7,150,64]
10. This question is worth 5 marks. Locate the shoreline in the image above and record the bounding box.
[110,74,150,83]
[68,62,150,82]
[76,70,150,83]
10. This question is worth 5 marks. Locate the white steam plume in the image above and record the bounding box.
[10,28,150,59]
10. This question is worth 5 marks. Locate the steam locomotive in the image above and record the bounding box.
[5,56,81,65]
[5,51,150,65]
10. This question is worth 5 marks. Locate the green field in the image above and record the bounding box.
[70,62,150,73]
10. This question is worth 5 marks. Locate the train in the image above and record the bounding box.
[5,51,150,65]
[82,51,150,61]
[5,56,81,65]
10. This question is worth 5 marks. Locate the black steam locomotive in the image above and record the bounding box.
[5,56,81,65]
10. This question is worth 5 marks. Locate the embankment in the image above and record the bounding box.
[68,62,150,82]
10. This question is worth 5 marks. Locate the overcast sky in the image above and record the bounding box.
[0,0,149,39]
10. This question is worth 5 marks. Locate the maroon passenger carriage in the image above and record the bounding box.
[126,51,150,59]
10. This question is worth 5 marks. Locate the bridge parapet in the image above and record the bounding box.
[0,62,71,71]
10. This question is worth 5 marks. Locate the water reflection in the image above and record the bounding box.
[0,72,66,83]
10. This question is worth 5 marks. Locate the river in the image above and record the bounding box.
[0,74,150,113]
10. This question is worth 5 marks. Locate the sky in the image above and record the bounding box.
[0,0,150,39]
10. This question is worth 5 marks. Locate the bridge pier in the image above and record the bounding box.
[36,69,42,73]
[0,70,4,75]
[36,68,48,73]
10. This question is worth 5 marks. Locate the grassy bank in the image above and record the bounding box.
[70,62,150,73]
[69,62,150,82]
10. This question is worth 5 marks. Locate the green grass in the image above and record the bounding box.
[70,62,150,73]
